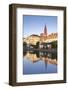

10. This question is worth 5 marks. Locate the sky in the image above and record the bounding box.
[23,15,57,37]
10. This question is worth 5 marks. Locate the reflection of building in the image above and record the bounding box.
[23,35,40,45]
[24,52,39,62]
[24,51,57,65]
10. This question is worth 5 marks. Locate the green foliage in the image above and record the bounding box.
[30,42,40,48]
[23,42,27,47]
[51,41,57,48]
[35,42,40,48]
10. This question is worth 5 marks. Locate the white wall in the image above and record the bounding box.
[0,0,68,90]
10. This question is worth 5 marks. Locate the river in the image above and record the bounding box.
[23,51,57,75]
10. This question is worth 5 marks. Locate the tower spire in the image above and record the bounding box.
[44,25,47,36]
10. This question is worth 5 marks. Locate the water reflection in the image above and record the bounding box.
[23,51,57,75]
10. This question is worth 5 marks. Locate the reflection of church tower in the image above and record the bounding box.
[44,25,47,36]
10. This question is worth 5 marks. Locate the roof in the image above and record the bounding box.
[30,34,40,37]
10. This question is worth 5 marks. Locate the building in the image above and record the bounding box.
[40,25,47,42]
[40,25,57,43]
[23,34,40,45]
[45,33,57,43]
[23,25,57,46]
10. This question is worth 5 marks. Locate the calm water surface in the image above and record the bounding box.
[23,51,57,75]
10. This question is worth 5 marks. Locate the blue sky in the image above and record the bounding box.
[23,15,57,37]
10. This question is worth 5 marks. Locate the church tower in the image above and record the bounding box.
[44,25,47,36]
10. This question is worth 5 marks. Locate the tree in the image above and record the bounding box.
[35,41,40,48]
[23,42,27,47]
[51,41,57,48]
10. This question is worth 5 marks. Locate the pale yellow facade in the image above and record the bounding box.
[40,33,58,43]
[23,33,57,45]
[23,35,40,45]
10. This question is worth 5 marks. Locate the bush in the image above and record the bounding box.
[51,41,57,48]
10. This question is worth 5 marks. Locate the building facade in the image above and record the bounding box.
[40,25,57,43]
[23,34,40,45]
[23,25,57,46]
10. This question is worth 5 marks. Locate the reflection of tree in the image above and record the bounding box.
[51,52,57,60]
[29,51,40,58]
[35,51,40,58]
[23,51,57,65]
[23,52,27,56]
[24,51,57,60]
